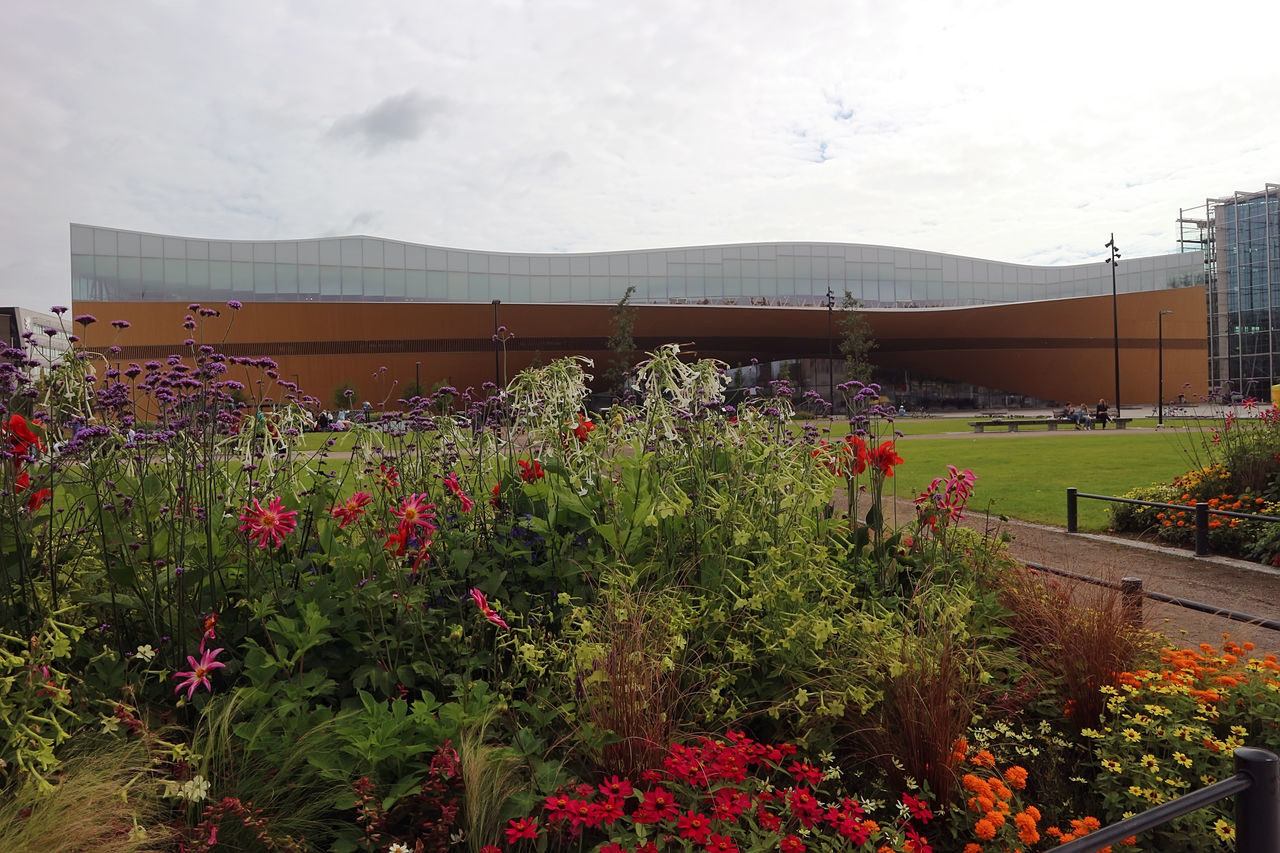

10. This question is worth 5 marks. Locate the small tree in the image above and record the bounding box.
[604,285,638,395]
[332,381,359,410]
[838,292,877,383]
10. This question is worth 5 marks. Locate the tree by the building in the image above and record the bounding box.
[604,285,638,395]
[838,292,877,383]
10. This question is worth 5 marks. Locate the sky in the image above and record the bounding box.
[3,0,1279,310]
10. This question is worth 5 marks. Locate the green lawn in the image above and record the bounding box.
[879,432,1194,530]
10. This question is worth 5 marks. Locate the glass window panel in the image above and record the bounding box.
[71,225,95,254]
[211,242,233,262]
[320,267,341,295]
[668,277,685,299]
[760,277,777,294]
[384,268,405,297]
[298,264,319,293]
[742,278,760,296]
[363,267,384,297]
[705,276,723,297]
[811,257,828,277]
[210,260,230,289]
[549,277,571,300]
[468,273,489,298]
[777,256,795,276]
[609,255,627,275]
[340,240,361,266]
[528,257,549,275]
[528,277,549,301]
[776,278,795,296]
[568,256,587,275]
[489,273,509,301]
[589,276,609,301]
[273,242,295,263]
[254,263,275,293]
[427,270,447,299]
[95,256,118,278]
[318,240,341,265]
[341,266,362,296]
[232,261,253,292]
[686,276,704,297]
[510,255,530,275]
[724,259,741,277]
[249,243,271,262]
[298,241,319,264]
[139,235,163,257]
[628,254,647,275]
[230,242,252,262]
[447,271,468,300]
[94,229,118,255]
[570,277,588,301]
[469,253,490,273]
[759,259,777,277]
[404,245,425,269]
[424,248,445,269]
[510,275,531,301]
[648,253,666,276]
[362,239,384,266]
[118,256,140,283]
[758,245,776,260]
[490,255,509,274]
[703,248,722,263]
[446,251,467,272]
[406,269,426,299]
[165,259,187,286]
[549,256,570,275]
[277,263,298,294]
[590,255,609,275]
[141,258,164,286]
[108,231,135,256]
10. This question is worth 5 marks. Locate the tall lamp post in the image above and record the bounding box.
[825,286,835,411]
[491,299,501,389]
[1158,310,1173,426]
[1105,234,1122,419]
[414,361,421,398]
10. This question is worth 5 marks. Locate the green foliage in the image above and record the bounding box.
[838,291,877,383]
[333,381,359,408]
[604,284,638,395]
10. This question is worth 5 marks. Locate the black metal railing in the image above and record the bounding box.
[1067,487,1280,557]
[1047,747,1278,852]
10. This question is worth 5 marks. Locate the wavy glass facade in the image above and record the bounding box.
[71,225,1204,310]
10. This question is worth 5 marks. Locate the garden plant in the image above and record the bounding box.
[1,304,1276,852]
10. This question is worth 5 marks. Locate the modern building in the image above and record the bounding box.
[1,306,74,378]
[72,224,1209,408]
[1180,183,1280,398]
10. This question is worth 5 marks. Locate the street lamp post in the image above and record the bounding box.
[1158,310,1173,426]
[491,299,501,389]
[825,286,835,411]
[1105,234,1122,419]
[414,361,421,397]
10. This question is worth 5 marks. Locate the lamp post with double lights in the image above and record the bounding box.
[1158,310,1173,426]
[1105,234,1122,419]
[825,286,835,411]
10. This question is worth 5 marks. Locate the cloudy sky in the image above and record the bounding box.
[3,0,1278,309]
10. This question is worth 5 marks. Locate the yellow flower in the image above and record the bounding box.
[1140,754,1160,772]
[1213,819,1235,841]
[1230,725,1248,737]
[1122,728,1141,742]
[1173,752,1192,768]
[1081,728,1104,739]
[1102,759,1123,773]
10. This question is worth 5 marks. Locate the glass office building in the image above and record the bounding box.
[1180,183,1280,395]
[71,224,1203,310]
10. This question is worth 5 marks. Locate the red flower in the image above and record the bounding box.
[710,787,751,820]
[571,414,596,443]
[518,458,546,482]
[902,792,933,822]
[377,462,400,489]
[634,787,680,823]
[27,488,51,512]
[869,440,903,476]
[237,496,298,549]
[844,433,869,475]
[788,761,824,786]
[595,796,626,826]
[392,494,437,537]
[4,414,43,463]
[504,817,540,843]
[442,472,475,513]
[543,793,572,818]
[704,834,739,853]
[780,835,807,853]
[599,775,633,798]
[676,811,712,843]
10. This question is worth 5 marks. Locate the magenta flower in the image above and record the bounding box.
[330,491,373,528]
[391,494,437,536]
[110,319,131,329]
[442,473,475,513]
[172,644,226,699]
[227,300,242,310]
[469,588,509,628]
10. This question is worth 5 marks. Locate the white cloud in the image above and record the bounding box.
[2,0,1279,308]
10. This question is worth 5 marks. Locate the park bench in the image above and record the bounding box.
[967,417,1133,433]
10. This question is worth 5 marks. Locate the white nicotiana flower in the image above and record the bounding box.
[180,775,210,802]
[100,714,122,734]
[135,644,156,662]
[387,844,411,853]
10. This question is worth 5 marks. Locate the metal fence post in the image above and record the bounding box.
[1067,488,1078,533]
[1235,747,1279,853]
[1195,501,1210,556]
[1121,577,1143,629]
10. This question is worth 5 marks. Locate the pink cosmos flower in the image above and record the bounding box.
[469,588,509,628]
[392,494,437,537]
[331,491,373,527]
[173,644,226,700]
[238,496,298,548]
